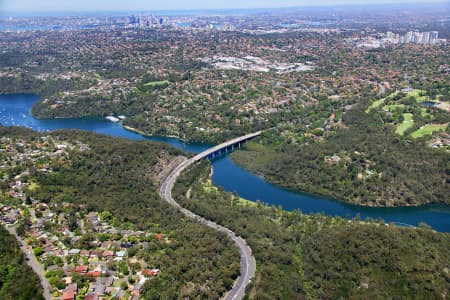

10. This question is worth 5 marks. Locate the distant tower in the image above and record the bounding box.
[129,15,136,27]
[405,31,414,43]
[430,31,439,44]
[422,32,430,44]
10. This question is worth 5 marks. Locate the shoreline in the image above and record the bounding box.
[230,151,448,210]
[122,124,185,142]
[1,93,448,231]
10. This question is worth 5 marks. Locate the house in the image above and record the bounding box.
[61,291,75,300]
[64,283,78,294]
[102,250,114,260]
[86,212,99,224]
[46,265,59,272]
[87,270,101,277]
[101,241,112,249]
[90,250,101,260]
[84,293,98,300]
[64,277,72,285]
[74,266,88,274]
[96,276,114,287]
[80,250,90,257]
[115,250,126,260]
[142,269,160,277]
[68,249,81,256]
[131,278,147,297]
[105,287,121,298]
[90,283,106,295]
[155,233,164,240]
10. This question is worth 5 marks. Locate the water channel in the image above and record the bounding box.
[1,94,449,232]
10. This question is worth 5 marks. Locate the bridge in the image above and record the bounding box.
[160,131,260,300]
[202,131,262,160]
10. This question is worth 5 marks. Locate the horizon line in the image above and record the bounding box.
[1,1,448,16]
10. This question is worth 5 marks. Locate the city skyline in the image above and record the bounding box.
[0,0,447,14]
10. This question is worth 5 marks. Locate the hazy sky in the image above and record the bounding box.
[0,0,447,13]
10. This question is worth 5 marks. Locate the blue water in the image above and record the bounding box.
[422,101,439,107]
[1,94,449,232]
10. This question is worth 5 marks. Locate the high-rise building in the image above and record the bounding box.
[421,32,430,44]
[430,31,439,44]
[394,31,439,45]
[405,31,414,43]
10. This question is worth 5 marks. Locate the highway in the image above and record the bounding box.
[160,132,260,300]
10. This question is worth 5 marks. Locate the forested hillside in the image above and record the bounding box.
[233,106,449,207]
[0,226,44,300]
[174,160,450,299]
[0,126,240,299]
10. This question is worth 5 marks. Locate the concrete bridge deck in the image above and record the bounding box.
[160,131,260,300]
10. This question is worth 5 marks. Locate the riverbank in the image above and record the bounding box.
[231,148,447,208]
[2,93,450,232]
[122,124,183,141]
[231,124,449,208]
[174,159,450,299]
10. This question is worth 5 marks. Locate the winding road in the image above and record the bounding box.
[160,132,259,300]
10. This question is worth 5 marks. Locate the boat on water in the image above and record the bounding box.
[106,116,120,122]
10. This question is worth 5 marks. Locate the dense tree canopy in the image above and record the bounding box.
[0,126,240,299]
[0,226,44,300]
[174,160,450,299]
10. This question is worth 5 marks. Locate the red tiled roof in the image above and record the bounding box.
[61,291,75,300]
[102,250,114,257]
[142,269,158,277]
[87,271,101,277]
[74,266,88,273]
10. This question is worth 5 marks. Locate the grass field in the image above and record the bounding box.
[27,181,39,191]
[420,108,431,118]
[144,80,170,87]
[395,113,414,135]
[366,99,386,113]
[366,91,404,113]
[202,180,256,207]
[437,101,450,111]
[411,123,448,139]
[382,104,405,112]
[406,89,428,102]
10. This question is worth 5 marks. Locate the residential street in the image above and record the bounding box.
[5,225,52,300]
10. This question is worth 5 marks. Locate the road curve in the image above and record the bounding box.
[160,132,260,300]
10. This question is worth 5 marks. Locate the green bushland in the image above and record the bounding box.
[0,226,44,300]
[174,160,450,299]
[0,126,240,299]
[144,80,170,87]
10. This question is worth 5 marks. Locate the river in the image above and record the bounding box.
[1,94,449,232]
